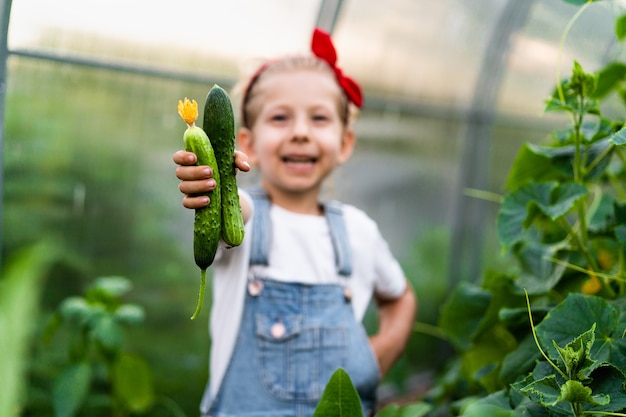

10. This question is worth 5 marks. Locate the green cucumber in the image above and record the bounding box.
[178,98,221,320]
[203,84,245,247]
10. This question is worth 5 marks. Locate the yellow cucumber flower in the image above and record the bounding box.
[581,270,602,295]
[177,97,199,127]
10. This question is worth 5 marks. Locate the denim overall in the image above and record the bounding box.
[201,190,380,417]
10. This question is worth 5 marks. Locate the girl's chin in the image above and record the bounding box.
[270,179,323,195]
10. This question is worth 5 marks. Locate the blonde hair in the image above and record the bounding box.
[235,55,358,129]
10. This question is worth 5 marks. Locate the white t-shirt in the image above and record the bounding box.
[207,190,407,399]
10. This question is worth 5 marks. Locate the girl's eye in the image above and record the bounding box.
[313,114,329,122]
[271,114,288,122]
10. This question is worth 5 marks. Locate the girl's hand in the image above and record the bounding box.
[173,150,250,209]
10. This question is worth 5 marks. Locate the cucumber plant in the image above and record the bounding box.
[422,2,626,416]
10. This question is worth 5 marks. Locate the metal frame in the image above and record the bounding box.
[0,0,11,269]
[0,0,541,280]
[448,0,534,284]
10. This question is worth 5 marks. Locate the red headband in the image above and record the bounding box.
[311,28,363,108]
[241,28,363,127]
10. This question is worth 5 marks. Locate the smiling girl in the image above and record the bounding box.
[173,28,417,417]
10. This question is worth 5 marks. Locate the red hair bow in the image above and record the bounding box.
[311,28,363,108]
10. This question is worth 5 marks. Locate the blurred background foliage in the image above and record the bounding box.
[3,0,626,415]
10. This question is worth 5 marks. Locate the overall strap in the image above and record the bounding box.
[247,189,353,277]
[248,188,272,266]
[324,200,353,277]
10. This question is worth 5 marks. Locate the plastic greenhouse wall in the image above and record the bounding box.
[3,0,626,415]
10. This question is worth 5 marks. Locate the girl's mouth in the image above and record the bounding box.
[282,155,318,165]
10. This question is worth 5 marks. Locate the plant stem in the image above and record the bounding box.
[524,290,568,380]
[617,247,626,297]
[413,322,449,341]
[584,143,613,179]
[556,2,593,106]
[558,217,599,274]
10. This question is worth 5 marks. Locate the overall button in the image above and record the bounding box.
[343,287,353,302]
[270,321,286,338]
[248,280,264,296]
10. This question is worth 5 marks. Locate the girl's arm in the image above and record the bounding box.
[173,150,251,221]
[369,283,418,377]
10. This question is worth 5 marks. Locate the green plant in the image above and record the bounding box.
[313,368,432,417]
[42,276,157,417]
[425,1,626,416]
[0,242,58,417]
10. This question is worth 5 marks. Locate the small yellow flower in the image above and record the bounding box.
[177,97,198,126]
[582,271,602,295]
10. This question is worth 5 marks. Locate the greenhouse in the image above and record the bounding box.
[2,0,626,416]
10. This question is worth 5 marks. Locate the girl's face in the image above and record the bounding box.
[238,68,355,200]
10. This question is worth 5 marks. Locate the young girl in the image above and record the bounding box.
[173,28,417,417]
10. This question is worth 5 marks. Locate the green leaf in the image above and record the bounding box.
[561,0,598,5]
[112,353,154,413]
[462,326,517,392]
[438,282,491,351]
[551,324,597,381]
[505,144,564,191]
[615,225,626,249]
[460,402,514,417]
[515,244,568,294]
[0,242,57,417]
[570,61,598,97]
[59,297,91,324]
[558,380,609,406]
[535,294,626,377]
[609,125,626,145]
[519,374,561,407]
[52,362,92,417]
[616,14,626,41]
[588,192,616,232]
[592,62,626,98]
[114,304,145,326]
[91,315,123,352]
[313,368,363,417]
[377,402,431,417]
[505,140,612,191]
[87,276,132,301]
[500,335,542,385]
[586,365,626,412]
[497,182,587,250]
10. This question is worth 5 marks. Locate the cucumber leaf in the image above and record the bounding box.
[535,294,626,377]
[112,353,154,413]
[438,282,491,351]
[514,243,568,295]
[505,140,612,191]
[585,365,626,412]
[561,0,600,6]
[312,368,363,417]
[497,182,587,250]
[609,125,626,145]
[377,403,431,417]
[616,13,626,41]
[592,62,626,98]
[0,242,57,417]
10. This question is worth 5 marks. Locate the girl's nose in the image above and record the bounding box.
[291,116,310,141]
